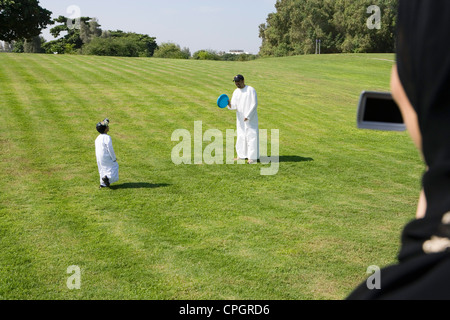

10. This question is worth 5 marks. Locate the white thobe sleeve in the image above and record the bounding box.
[106,136,117,162]
[228,90,238,110]
[245,88,258,120]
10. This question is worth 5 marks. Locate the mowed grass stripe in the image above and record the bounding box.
[0,53,366,300]
[66,56,352,298]
[0,54,177,299]
[18,54,172,164]
[0,55,88,294]
[14,53,270,298]
[45,55,220,139]
[0,53,423,299]
[45,54,206,298]
[0,57,64,298]
[0,55,253,300]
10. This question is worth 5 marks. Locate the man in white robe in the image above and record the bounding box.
[228,74,259,163]
[95,119,119,188]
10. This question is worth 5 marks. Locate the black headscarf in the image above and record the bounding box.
[348,0,450,299]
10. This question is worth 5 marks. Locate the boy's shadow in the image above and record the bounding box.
[110,182,170,190]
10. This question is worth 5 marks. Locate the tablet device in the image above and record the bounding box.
[357,91,406,131]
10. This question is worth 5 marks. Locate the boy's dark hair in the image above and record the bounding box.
[96,118,110,134]
[96,122,107,134]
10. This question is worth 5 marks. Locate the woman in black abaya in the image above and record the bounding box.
[348,0,450,299]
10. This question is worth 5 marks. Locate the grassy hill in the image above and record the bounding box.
[0,53,423,300]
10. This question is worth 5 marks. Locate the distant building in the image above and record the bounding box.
[227,50,249,55]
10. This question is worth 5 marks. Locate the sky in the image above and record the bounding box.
[38,0,278,54]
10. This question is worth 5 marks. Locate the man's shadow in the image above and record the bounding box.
[272,155,314,163]
[110,182,170,190]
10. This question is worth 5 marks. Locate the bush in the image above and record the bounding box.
[83,37,141,57]
[153,43,190,59]
[192,50,220,60]
[74,29,157,57]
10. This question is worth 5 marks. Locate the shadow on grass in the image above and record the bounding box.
[110,182,170,190]
[277,155,314,163]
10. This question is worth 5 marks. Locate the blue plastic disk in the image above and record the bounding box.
[217,94,229,108]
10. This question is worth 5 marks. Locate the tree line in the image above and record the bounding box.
[259,0,398,56]
[1,1,257,60]
[1,15,257,60]
[0,1,256,59]
[2,0,398,59]
[1,15,159,57]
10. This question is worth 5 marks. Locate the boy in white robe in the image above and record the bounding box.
[95,118,119,188]
[228,74,259,163]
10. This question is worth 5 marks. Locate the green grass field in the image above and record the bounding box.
[0,52,424,300]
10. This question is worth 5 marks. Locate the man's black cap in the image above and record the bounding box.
[233,74,244,82]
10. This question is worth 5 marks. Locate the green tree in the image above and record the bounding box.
[193,49,220,60]
[82,31,157,57]
[332,0,396,53]
[153,42,190,59]
[259,0,294,56]
[259,0,397,56]
[10,39,22,52]
[0,0,52,42]
[83,37,138,57]
[220,53,240,61]
[237,53,257,61]
[24,35,45,53]
[80,18,102,44]
[42,15,93,54]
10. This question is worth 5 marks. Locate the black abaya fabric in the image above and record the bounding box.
[348,0,450,299]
